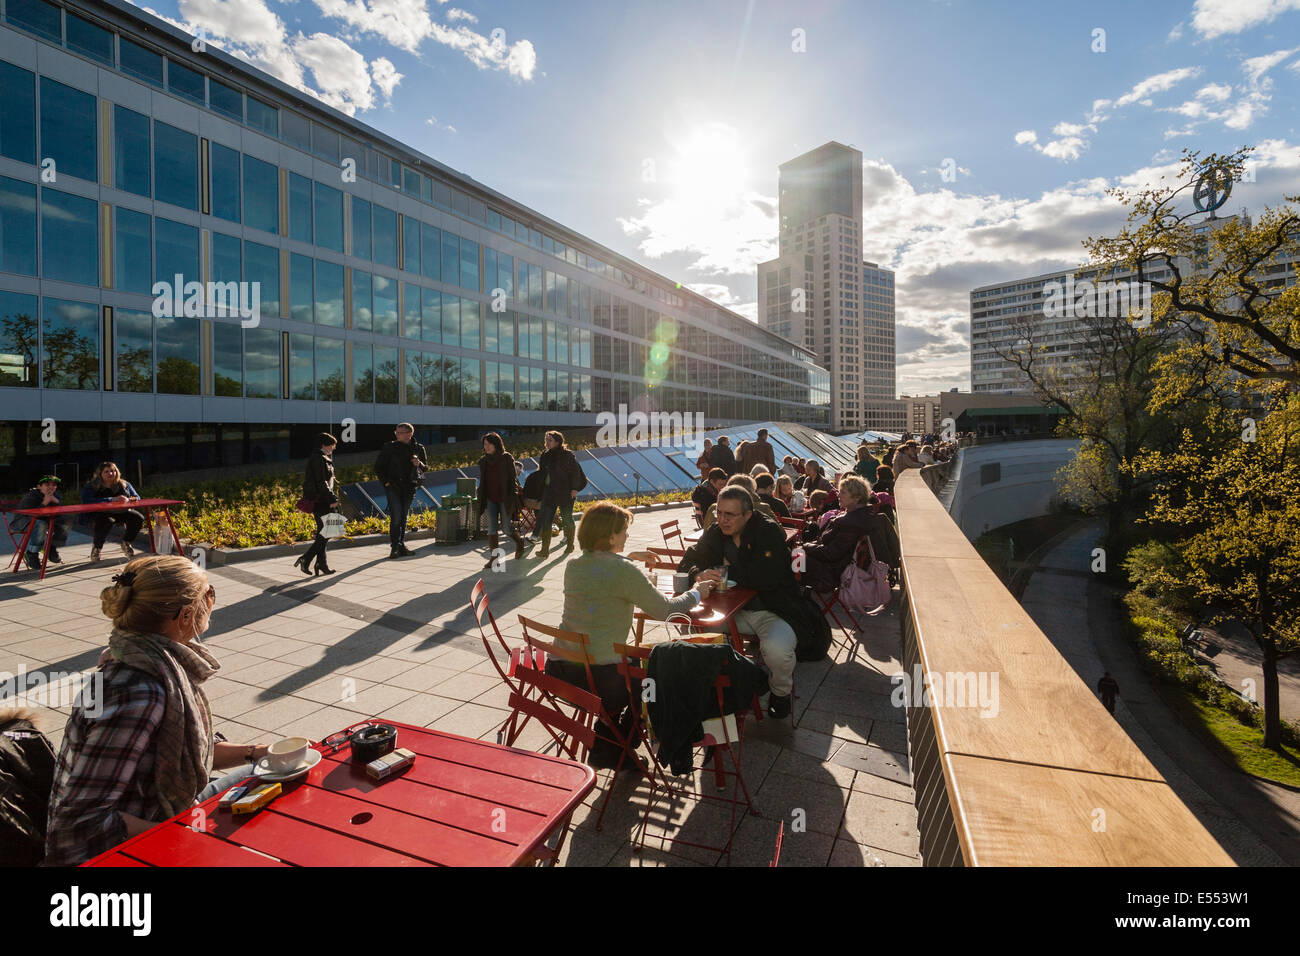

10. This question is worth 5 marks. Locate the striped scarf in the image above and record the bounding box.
[105,628,218,817]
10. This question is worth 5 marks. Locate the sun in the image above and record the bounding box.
[668,123,749,207]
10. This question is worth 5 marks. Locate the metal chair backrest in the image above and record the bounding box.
[507,665,601,762]
[661,519,683,550]
[518,615,595,690]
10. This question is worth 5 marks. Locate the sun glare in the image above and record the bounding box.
[669,124,749,207]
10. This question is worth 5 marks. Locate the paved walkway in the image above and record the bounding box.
[1020,522,1300,866]
[1,503,920,867]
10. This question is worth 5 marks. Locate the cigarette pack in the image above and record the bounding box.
[365,747,416,781]
[218,784,252,810]
[231,782,282,815]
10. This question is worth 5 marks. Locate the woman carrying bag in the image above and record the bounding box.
[535,430,588,559]
[293,432,339,576]
[476,432,529,565]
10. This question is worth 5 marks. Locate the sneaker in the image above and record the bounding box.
[120,541,135,558]
[47,548,62,564]
[23,551,41,572]
[89,547,102,563]
[767,693,792,720]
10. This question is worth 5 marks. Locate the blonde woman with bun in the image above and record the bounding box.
[44,556,271,866]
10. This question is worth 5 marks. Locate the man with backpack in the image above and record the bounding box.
[374,423,428,558]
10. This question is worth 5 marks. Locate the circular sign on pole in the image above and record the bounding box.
[1193,165,1233,215]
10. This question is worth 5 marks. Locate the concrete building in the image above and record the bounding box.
[0,0,831,484]
[758,142,896,431]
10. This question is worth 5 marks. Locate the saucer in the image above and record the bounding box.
[253,748,322,782]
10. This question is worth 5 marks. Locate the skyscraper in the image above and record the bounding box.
[759,142,897,431]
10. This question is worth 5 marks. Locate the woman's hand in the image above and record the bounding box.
[695,577,716,597]
[627,550,656,566]
[696,568,724,587]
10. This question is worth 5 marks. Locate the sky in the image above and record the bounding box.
[135,0,1300,397]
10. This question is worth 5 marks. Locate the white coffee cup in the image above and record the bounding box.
[266,736,311,774]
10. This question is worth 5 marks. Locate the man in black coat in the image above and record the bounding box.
[691,469,727,524]
[676,488,831,719]
[709,436,738,476]
[374,422,428,557]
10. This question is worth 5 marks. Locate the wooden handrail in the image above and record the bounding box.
[894,468,1233,866]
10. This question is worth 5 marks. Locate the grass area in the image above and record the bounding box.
[973,511,1084,583]
[1184,698,1300,787]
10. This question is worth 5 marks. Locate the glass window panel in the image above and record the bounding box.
[403,215,419,273]
[403,167,420,196]
[402,281,421,338]
[372,204,397,267]
[374,345,398,403]
[372,274,398,335]
[154,121,198,209]
[483,310,497,354]
[212,321,242,396]
[311,123,339,163]
[529,263,543,309]
[154,217,198,287]
[462,357,480,406]
[241,154,278,234]
[389,159,401,189]
[351,269,372,331]
[289,253,313,322]
[167,60,206,105]
[556,273,568,317]
[352,342,373,402]
[497,310,515,355]
[351,197,371,259]
[440,292,458,348]
[243,326,279,398]
[460,297,480,351]
[289,332,313,399]
[460,238,479,292]
[484,360,497,410]
[421,174,432,203]
[453,190,470,216]
[120,38,164,87]
[40,77,96,183]
[115,308,152,393]
[243,240,279,318]
[156,314,200,394]
[281,111,310,150]
[113,206,151,293]
[41,188,97,286]
[0,290,38,387]
[210,142,240,222]
[548,369,569,412]
[212,231,240,286]
[573,372,591,413]
[441,354,461,406]
[209,79,243,122]
[441,232,459,288]
[246,97,277,137]
[316,335,344,400]
[530,317,545,361]
[544,270,556,312]
[67,13,113,65]
[421,286,440,343]
[6,0,61,42]
[42,297,98,389]
[0,176,37,276]
[420,352,441,406]
[288,172,311,242]
[313,181,343,252]
[420,223,440,280]
[340,138,362,173]
[0,61,35,165]
[434,179,451,208]
[497,252,513,300]
[497,362,515,409]
[404,350,422,405]
[315,259,344,327]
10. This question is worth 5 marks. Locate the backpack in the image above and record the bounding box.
[0,708,57,867]
[839,535,891,611]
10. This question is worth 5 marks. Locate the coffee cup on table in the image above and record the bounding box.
[265,736,311,773]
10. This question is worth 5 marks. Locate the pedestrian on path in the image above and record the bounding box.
[1098,671,1119,714]
[375,423,427,558]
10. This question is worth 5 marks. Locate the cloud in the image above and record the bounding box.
[1158,49,1296,135]
[425,114,458,133]
[1168,21,1185,41]
[371,57,402,100]
[1014,130,1038,145]
[446,7,477,22]
[1190,0,1300,40]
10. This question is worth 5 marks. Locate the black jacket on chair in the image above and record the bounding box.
[0,710,55,867]
[645,642,768,776]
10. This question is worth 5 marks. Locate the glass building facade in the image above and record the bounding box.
[0,0,829,484]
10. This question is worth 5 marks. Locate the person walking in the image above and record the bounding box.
[709,436,738,476]
[477,432,529,565]
[12,475,71,570]
[535,430,587,559]
[695,439,714,481]
[374,423,428,558]
[853,445,881,481]
[82,462,144,563]
[738,428,777,474]
[1097,672,1120,714]
[293,432,339,576]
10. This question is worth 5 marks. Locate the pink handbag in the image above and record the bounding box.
[839,536,891,610]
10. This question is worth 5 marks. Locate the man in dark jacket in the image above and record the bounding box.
[374,423,428,557]
[737,428,777,475]
[709,436,738,476]
[677,488,830,719]
[12,475,70,571]
[691,469,727,524]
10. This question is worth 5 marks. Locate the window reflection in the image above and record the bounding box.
[0,61,35,165]
[42,297,99,390]
[316,336,345,401]
[288,173,311,242]
[353,342,373,402]
[0,290,39,387]
[0,176,37,276]
[315,259,344,327]
[374,345,398,404]
[289,253,313,322]
[402,282,421,339]
[290,332,314,399]
[154,218,198,288]
[244,327,280,398]
[40,77,96,183]
[242,155,278,234]
[352,270,372,331]
[373,275,398,336]
[154,121,198,210]
[314,181,343,252]
[114,207,151,294]
[373,204,397,267]
[421,287,440,344]
[114,106,151,198]
[156,314,200,394]
[210,143,240,223]
[212,321,242,397]
[244,240,279,318]
[41,188,98,286]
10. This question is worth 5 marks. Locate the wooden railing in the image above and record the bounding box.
[894,468,1234,866]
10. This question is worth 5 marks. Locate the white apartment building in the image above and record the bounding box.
[758,142,897,431]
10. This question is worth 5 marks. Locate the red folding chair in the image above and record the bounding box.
[0,502,23,554]
[615,641,757,865]
[661,519,684,551]
[770,821,785,867]
[470,581,548,745]
[507,666,602,867]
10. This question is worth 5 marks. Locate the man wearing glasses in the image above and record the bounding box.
[677,487,808,719]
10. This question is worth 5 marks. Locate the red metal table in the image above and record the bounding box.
[6,498,186,579]
[634,585,756,651]
[82,720,597,867]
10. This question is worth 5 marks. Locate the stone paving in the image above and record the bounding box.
[0,503,920,867]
